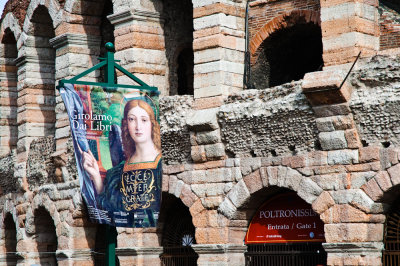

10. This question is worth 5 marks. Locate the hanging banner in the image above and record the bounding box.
[59,83,162,228]
[245,193,325,244]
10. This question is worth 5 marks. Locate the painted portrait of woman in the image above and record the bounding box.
[82,98,162,227]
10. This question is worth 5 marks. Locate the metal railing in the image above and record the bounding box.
[383,241,400,266]
[245,243,327,266]
[160,246,198,266]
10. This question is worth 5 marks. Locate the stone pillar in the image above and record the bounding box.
[14,45,56,190]
[108,7,167,95]
[193,244,246,266]
[0,43,18,157]
[323,242,384,266]
[320,0,379,67]
[117,247,163,266]
[49,33,101,182]
[192,0,246,100]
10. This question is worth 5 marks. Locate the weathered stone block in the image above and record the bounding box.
[243,170,262,194]
[218,198,237,219]
[374,171,392,192]
[312,103,351,118]
[196,129,221,145]
[302,70,353,106]
[187,108,219,131]
[205,143,225,159]
[227,179,250,208]
[191,145,207,163]
[361,178,383,201]
[297,178,323,204]
[312,191,335,214]
[312,173,347,190]
[350,171,376,189]
[324,223,383,242]
[319,131,348,150]
[316,117,335,132]
[359,146,380,163]
[328,149,359,165]
[387,163,400,185]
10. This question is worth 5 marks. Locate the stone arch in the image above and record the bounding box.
[159,191,199,265]
[249,9,321,57]
[25,193,67,248]
[361,165,400,203]
[22,0,62,34]
[218,166,324,220]
[0,200,20,255]
[0,19,19,157]
[0,13,22,42]
[163,175,199,219]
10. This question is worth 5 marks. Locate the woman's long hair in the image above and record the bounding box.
[121,100,161,160]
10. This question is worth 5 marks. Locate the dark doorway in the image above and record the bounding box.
[251,23,323,89]
[162,0,194,95]
[160,195,198,265]
[383,197,400,266]
[4,213,18,265]
[93,224,119,266]
[34,207,58,265]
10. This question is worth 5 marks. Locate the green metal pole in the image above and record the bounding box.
[104,42,117,266]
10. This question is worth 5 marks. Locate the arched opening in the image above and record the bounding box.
[245,191,327,266]
[4,213,18,265]
[93,224,119,266]
[383,196,400,265]
[159,193,198,265]
[379,0,400,50]
[251,23,323,89]
[34,207,58,265]
[0,28,18,156]
[99,0,115,83]
[162,0,194,95]
[26,5,56,137]
[177,46,194,95]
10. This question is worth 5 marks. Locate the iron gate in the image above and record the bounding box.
[245,243,327,266]
[383,198,400,266]
[160,246,198,266]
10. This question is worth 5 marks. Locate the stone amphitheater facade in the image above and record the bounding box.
[0,0,400,265]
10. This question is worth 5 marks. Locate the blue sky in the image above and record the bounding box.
[0,0,7,16]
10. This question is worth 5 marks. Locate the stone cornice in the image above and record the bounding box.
[49,34,101,49]
[108,9,164,26]
[116,246,164,256]
[323,242,384,253]
[192,244,247,254]
[15,56,54,67]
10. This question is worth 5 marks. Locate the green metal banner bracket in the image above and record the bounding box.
[57,42,158,93]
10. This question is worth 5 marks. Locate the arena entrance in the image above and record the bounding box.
[383,197,400,266]
[159,195,198,266]
[245,193,327,266]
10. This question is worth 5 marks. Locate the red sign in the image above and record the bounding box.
[245,193,325,244]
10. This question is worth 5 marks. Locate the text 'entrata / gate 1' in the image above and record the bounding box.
[245,192,325,244]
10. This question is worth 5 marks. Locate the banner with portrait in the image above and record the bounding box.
[59,83,162,228]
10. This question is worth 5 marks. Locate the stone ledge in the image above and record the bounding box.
[192,244,247,254]
[116,247,163,256]
[302,70,353,106]
[322,242,384,254]
[49,34,101,49]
